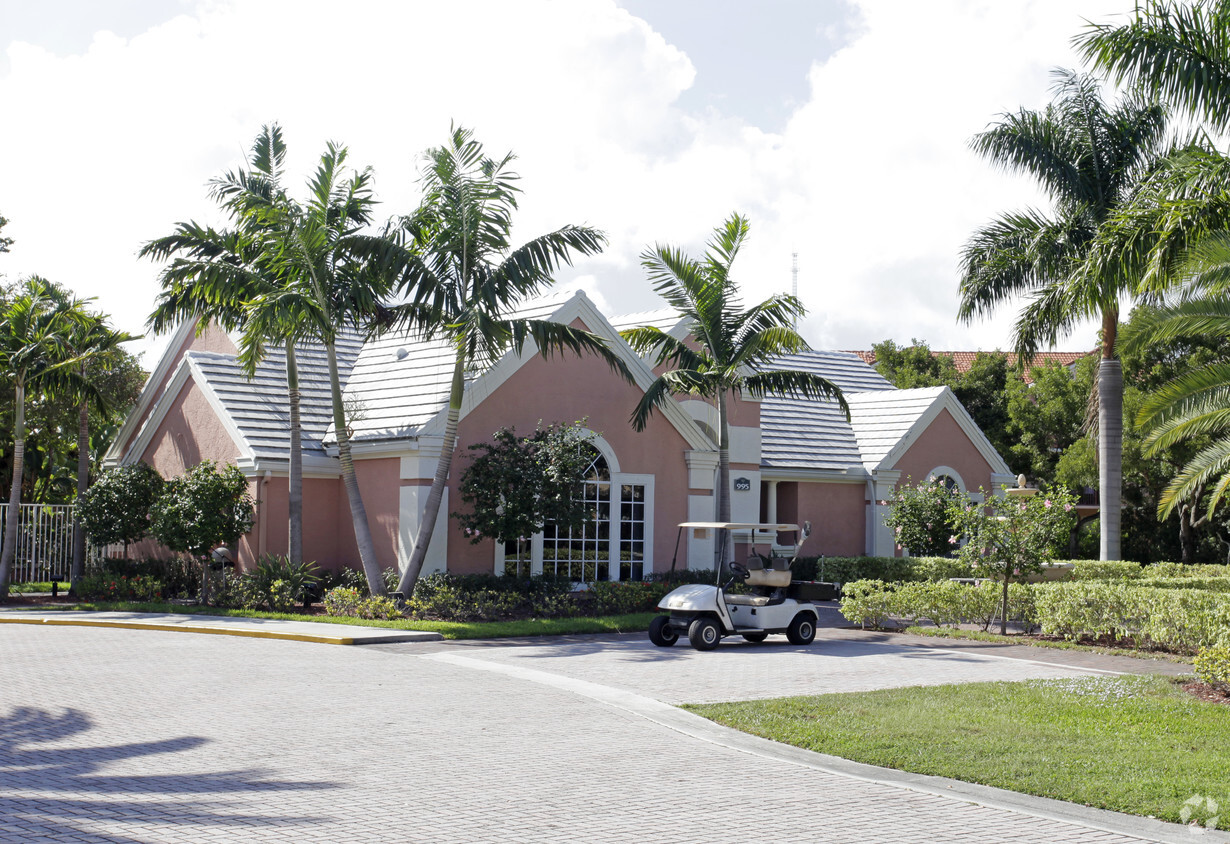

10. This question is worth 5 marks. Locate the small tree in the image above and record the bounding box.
[151,460,254,561]
[453,422,594,576]
[883,476,965,557]
[77,463,165,559]
[954,486,1078,634]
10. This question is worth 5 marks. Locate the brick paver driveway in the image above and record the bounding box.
[0,625,1207,843]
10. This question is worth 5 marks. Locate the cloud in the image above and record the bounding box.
[0,0,1133,367]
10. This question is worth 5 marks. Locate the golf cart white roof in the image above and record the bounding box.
[677,522,800,531]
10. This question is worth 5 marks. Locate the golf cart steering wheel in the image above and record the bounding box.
[728,562,750,580]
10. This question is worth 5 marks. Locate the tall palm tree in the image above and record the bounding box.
[0,278,94,598]
[958,70,1171,561]
[622,213,849,566]
[244,141,404,596]
[66,311,137,594]
[393,126,632,597]
[1078,1,1230,135]
[144,125,309,566]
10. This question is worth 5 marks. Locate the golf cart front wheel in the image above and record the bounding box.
[787,613,817,645]
[741,631,768,643]
[648,616,678,647]
[688,617,722,650]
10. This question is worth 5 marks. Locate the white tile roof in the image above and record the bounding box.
[846,386,947,471]
[190,331,364,461]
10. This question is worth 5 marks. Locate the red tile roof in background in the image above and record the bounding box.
[847,350,1094,385]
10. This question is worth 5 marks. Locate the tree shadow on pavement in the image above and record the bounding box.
[0,705,338,843]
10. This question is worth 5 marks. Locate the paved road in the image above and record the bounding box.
[0,624,1210,843]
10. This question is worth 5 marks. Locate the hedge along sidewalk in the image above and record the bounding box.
[839,578,1230,654]
[0,603,661,641]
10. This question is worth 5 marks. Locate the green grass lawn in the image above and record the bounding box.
[10,581,59,593]
[55,601,659,640]
[687,675,1229,826]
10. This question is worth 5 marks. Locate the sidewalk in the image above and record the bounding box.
[0,608,442,645]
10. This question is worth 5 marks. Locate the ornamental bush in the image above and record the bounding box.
[1032,582,1230,652]
[150,460,254,560]
[838,579,1034,631]
[76,572,163,602]
[1195,646,1230,692]
[78,463,165,552]
[586,581,672,615]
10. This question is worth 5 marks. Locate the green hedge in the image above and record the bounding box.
[840,578,1230,652]
[839,579,1033,631]
[795,555,971,584]
[1067,560,1230,581]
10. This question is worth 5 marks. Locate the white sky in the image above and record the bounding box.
[0,0,1133,367]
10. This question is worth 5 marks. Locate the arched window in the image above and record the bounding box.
[499,443,652,582]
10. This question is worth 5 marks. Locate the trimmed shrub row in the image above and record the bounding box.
[840,578,1230,653]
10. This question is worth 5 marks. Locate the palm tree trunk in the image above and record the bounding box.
[325,337,385,596]
[286,340,303,566]
[715,387,733,570]
[1098,357,1123,561]
[0,380,27,599]
[397,350,465,596]
[70,394,89,594]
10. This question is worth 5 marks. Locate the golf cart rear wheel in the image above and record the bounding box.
[787,613,817,645]
[688,617,722,650]
[741,631,768,643]
[648,615,678,647]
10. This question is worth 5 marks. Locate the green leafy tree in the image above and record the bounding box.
[622,213,849,566]
[77,463,165,556]
[0,278,94,598]
[870,339,958,388]
[0,214,12,254]
[882,476,965,557]
[151,460,254,560]
[954,487,1078,633]
[453,421,594,575]
[951,352,1014,462]
[959,69,1172,561]
[393,126,632,596]
[1004,356,1094,484]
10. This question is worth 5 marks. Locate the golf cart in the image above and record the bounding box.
[648,521,820,651]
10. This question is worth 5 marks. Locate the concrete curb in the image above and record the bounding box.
[424,651,1227,844]
[0,611,442,645]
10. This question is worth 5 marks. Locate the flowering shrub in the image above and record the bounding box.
[882,476,965,557]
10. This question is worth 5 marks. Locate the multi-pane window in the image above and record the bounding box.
[619,483,646,581]
[542,448,611,581]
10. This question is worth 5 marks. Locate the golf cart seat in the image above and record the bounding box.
[724,593,772,607]
[745,567,792,589]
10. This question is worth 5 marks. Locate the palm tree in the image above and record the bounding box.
[0,278,94,598]
[1126,235,1230,518]
[622,213,849,566]
[958,70,1171,561]
[66,311,138,594]
[393,126,632,597]
[144,125,309,566]
[244,141,404,596]
[1078,1,1230,135]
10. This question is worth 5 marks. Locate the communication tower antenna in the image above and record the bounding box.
[791,251,799,329]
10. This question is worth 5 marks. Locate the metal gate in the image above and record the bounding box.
[0,503,77,584]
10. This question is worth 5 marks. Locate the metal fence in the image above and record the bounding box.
[0,503,79,584]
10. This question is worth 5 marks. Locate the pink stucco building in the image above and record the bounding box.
[105,292,1014,576]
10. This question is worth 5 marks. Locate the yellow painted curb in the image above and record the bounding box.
[0,615,355,645]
